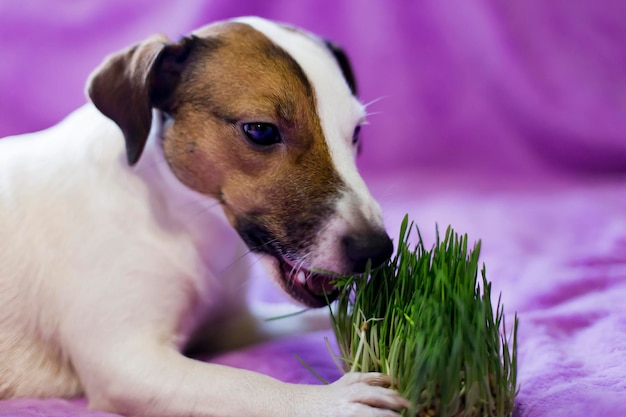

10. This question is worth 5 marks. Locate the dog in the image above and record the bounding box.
[0,16,408,417]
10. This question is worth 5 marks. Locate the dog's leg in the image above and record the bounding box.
[61,269,407,417]
[72,338,407,417]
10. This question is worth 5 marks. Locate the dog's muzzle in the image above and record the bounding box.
[237,221,394,308]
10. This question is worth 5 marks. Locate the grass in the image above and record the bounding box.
[327,215,518,417]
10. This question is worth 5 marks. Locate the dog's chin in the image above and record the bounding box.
[261,255,340,308]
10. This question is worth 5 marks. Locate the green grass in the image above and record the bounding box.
[327,215,518,417]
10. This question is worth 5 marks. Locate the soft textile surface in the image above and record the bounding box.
[1,1,625,416]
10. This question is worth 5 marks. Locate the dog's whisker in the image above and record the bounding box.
[231,254,266,293]
[218,249,258,274]
[362,95,389,109]
[364,110,384,118]
[217,237,280,276]
[216,250,263,293]
[251,237,280,253]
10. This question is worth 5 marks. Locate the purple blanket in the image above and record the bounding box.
[1,1,625,416]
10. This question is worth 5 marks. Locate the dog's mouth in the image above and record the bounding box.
[235,220,340,307]
[272,255,340,308]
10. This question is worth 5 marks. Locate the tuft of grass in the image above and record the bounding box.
[328,215,518,417]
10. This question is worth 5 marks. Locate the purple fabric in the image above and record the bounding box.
[1,1,625,416]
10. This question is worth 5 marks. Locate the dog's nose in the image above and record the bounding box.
[342,230,394,273]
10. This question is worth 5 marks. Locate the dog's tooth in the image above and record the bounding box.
[297,271,307,284]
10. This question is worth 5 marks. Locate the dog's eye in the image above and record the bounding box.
[352,125,361,146]
[242,123,282,146]
[352,125,362,155]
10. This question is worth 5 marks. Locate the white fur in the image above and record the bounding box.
[0,17,406,417]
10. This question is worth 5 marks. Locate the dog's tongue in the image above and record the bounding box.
[304,273,336,296]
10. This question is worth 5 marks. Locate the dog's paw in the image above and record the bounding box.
[315,372,410,417]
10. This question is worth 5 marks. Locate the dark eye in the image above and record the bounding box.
[352,125,363,154]
[242,122,282,146]
[352,125,361,146]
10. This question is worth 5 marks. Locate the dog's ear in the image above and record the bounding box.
[324,40,357,96]
[87,35,198,165]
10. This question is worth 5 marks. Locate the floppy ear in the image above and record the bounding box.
[87,34,197,165]
[324,40,357,96]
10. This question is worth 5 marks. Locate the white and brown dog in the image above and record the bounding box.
[0,17,407,417]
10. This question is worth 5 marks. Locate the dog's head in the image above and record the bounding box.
[87,17,392,307]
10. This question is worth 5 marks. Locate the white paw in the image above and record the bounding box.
[313,372,410,417]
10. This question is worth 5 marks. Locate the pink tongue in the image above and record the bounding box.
[305,275,336,296]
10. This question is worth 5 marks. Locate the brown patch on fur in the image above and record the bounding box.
[160,22,344,257]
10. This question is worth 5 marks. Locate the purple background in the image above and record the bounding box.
[1,1,626,416]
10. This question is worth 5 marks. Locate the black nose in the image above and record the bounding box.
[342,230,394,273]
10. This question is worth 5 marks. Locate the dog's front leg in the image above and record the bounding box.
[62,269,407,417]
[72,340,407,417]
